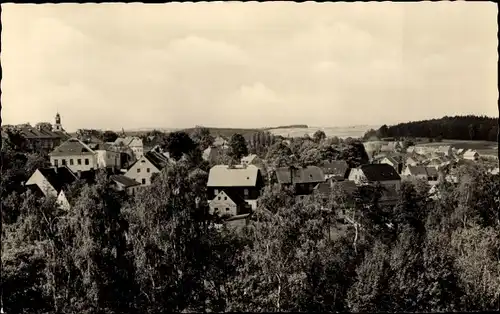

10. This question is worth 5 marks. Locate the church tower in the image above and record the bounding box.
[53,112,63,131]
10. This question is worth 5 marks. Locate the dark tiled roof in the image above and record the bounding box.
[360,164,401,182]
[50,138,95,156]
[334,180,359,195]
[144,151,170,170]
[276,166,325,184]
[37,166,78,192]
[110,175,141,188]
[20,127,65,139]
[219,189,249,207]
[407,165,428,176]
[321,160,349,177]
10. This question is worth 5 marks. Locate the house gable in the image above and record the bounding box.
[124,155,161,186]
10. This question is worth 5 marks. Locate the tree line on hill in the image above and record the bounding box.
[2,123,499,313]
[363,115,498,142]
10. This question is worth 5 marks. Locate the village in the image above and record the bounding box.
[5,112,498,225]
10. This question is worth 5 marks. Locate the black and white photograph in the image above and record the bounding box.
[0,1,499,313]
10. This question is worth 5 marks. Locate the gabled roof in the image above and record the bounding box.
[314,180,358,198]
[49,138,95,156]
[381,155,400,166]
[114,136,143,147]
[19,126,67,139]
[110,175,141,188]
[144,151,170,170]
[359,164,401,182]
[214,189,249,207]
[241,154,258,164]
[321,160,349,177]
[463,149,479,156]
[29,166,78,193]
[275,166,325,184]
[406,165,428,176]
[207,165,260,187]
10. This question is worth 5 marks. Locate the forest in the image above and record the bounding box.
[364,115,498,142]
[1,126,499,313]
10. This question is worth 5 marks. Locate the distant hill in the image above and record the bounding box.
[265,124,308,130]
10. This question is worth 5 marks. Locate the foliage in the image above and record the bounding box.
[102,130,119,142]
[228,133,249,160]
[191,127,215,151]
[163,131,197,161]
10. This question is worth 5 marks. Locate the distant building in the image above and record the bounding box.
[114,136,144,160]
[207,164,264,210]
[124,151,170,186]
[320,160,350,181]
[348,164,401,205]
[437,145,453,156]
[203,146,223,164]
[213,136,230,150]
[275,165,325,196]
[49,138,121,173]
[17,113,70,152]
[463,149,480,161]
[377,155,403,173]
[402,165,439,184]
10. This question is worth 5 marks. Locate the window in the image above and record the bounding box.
[77,159,82,165]
[226,208,230,211]
[70,159,74,165]
[142,178,146,184]
[137,168,141,173]
[224,196,227,200]
[54,159,59,167]
[147,168,150,173]
[85,158,89,165]
[62,159,66,166]
[218,196,221,200]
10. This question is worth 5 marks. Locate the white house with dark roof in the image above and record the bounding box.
[402,165,439,184]
[25,166,79,210]
[320,160,350,181]
[50,138,121,172]
[207,164,264,210]
[275,165,325,196]
[348,164,401,205]
[209,190,252,217]
[124,151,170,186]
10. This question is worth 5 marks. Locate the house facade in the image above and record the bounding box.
[207,164,264,209]
[49,138,98,172]
[321,160,350,181]
[402,165,439,184]
[209,190,252,217]
[124,151,170,186]
[110,174,141,195]
[463,149,480,161]
[348,164,401,205]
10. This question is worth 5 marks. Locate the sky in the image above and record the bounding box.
[1,2,498,132]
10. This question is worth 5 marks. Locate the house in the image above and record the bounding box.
[207,164,264,210]
[114,136,144,160]
[320,160,350,181]
[402,165,439,184]
[463,149,480,161]
[377,155,403,173]
[347,164,401,205]
[275,165,325,196]
[241,154,267,176]
[209,190,252,217]
[405,155,422,167]
[124,151,170,186]
[203,146,223,164]
[213,136,230,150]
[49,138,121,172]
[17,114,70,153]
[437,145,453,156]
[25,166,78,210]
[110,175,141,195]
[406,146,416,154]
[488,167,499,175]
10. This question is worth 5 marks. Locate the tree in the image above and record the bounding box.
[376,125,389,139]
[340,141,369,168]
[164,131,197,161]
[102,130,119,142]
[191,127,214,151]
[35,122,53,132]
[313,130,326,143]
[228,133,248,160]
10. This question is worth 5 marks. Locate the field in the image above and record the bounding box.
[267,125,377,139]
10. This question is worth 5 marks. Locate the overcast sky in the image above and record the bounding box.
[2,2,498,132]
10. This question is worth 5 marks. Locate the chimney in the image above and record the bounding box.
[77,170,82,179]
